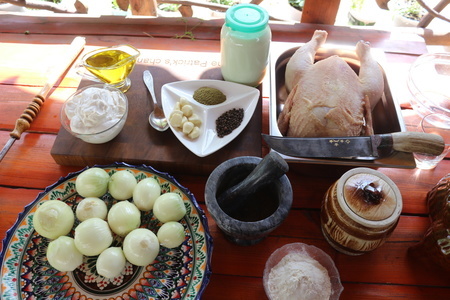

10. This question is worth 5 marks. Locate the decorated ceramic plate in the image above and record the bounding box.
[0,162,213,300]
[161,80,260,157]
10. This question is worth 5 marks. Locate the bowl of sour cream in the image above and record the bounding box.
[61,84,128,144]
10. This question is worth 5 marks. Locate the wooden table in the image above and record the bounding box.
[1,14,449,299]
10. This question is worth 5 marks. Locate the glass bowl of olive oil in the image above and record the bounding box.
[78,45,140,92]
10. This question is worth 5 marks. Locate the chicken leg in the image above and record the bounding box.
[285,30,328,93]
[356,40,384,110]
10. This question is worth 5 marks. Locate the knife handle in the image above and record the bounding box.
[391,132,445,156]
[9,37,85,140]
[10,96,45,139]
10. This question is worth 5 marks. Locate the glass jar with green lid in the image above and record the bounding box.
[220,4,271,87]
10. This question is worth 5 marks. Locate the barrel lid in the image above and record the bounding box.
[338,168,402,223]
[225,4,269,33]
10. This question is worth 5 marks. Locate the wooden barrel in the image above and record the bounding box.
[321,168,402,255]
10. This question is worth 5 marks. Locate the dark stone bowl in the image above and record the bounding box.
[205,156,293,246]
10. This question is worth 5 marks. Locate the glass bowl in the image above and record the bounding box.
[408,53,450,118]
[263,242,343,300]
[61,84,128,144]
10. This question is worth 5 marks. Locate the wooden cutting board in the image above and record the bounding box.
[51,49,262,175]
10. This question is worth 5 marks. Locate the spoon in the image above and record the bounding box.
[143,70,169,131]
[217,151,289,213]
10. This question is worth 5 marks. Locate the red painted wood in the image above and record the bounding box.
[1,18,449,299]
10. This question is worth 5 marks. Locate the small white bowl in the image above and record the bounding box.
[263,243,343,300]
[61,84,128,144]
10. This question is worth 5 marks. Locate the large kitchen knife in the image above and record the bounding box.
[262,132,445,159]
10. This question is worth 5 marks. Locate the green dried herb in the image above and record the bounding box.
[193,87,226,105]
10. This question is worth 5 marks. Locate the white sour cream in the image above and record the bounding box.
[65,86,127,143]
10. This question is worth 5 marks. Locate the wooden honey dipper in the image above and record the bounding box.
[0,37,86,161]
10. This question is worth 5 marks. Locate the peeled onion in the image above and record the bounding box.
[108,170,137,200]
[75,197,108,221]
[132,177,161,211]
[75,167,110,198]
[47,236,83,272]
[153,193,186,223]
[33,200,75,239]
[123,228,159,266]
[157,221,186,248]
[74,218,113,256]
[107,201,141,236]
[96,247,126,278]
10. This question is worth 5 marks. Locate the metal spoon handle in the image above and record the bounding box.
[143,70,157,106]
[143,70,168,131]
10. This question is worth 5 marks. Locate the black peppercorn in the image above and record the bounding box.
[216,108,244,138]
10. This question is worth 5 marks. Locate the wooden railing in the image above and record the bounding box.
[417,0,450,27]
[1,0,448,27]
[128,0,342,24]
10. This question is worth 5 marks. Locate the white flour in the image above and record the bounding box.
[267,252,332,300]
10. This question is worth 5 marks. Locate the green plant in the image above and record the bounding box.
[289,0,304,10]
[158,3,181,12]
[351,0,365,11]
[174,19,203,40]
[391,0,426,21]
[209,0,237,6]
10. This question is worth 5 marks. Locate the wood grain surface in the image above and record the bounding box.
[1,16,449,299]
[50,51,262,174]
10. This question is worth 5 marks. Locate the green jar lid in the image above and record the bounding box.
[225,4,269,33]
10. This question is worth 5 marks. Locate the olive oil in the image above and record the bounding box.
[85,49,136,84]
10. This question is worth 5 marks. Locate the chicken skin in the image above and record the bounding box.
[278,30,384,137]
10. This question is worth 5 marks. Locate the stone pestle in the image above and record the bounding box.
[217,151,289,213]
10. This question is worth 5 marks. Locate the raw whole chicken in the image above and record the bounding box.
[278,30,384,137]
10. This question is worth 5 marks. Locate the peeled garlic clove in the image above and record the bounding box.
[188,114,202,127]
[170,110,183,118]
[181,104,193,117]
[179,97,189,107]
[182,121,194,135]
[188,126,200,139]
[169,111,183,128]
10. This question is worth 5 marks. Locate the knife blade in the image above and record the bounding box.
[262,132,445,159]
